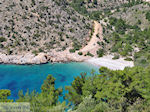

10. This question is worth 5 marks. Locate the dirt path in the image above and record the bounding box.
[48,21,103,62]
[80,21,103,55]
[44,21,134,70]
[0,20,134,70]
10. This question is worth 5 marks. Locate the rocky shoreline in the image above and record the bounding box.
[0,52,86,65]
[0,21,101,65]
[0,52,134,70]
[0,53,48,65]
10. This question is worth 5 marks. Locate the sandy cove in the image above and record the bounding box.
[0,21,134,70]
[0,52,134,70]
[86,56,134,70]
[48,50,134,70]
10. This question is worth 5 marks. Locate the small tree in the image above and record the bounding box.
[0,90,13,102]
[146,12,150,22]
[0,37,7,42]
[97,49,104,57]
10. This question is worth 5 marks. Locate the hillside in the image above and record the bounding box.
[68,0,150,67]
[0,0,149,67]
[0,0,91,55]
[101,3,150,67]
[0,0,150,112]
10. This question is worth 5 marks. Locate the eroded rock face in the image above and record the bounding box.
[0,53,49,64]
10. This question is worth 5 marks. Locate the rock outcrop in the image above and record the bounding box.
[0,53,49,64]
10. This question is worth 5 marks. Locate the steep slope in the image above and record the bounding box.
[100,3,150,67]
[68,0,150,67]
[0,0,92,55]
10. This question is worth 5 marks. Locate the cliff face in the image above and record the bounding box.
[0,0,92,55]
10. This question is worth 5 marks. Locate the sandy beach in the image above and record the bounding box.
[0,21,134,70]
[85,55,134,70]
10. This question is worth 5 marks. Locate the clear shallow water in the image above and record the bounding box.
[0,62,99,101]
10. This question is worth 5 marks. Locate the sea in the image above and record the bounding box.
[0,62,99,102]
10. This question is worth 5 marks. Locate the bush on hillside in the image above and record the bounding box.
[0,37,7,42]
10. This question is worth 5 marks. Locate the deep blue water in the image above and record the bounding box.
[0,62,99,101]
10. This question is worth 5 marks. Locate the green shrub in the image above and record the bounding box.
[89,11,102,20]
[109,17,127,34]
[124,58,133,61]
[140,59,147,64]
[38,48,43,52]
[60,37,64,41]
[31,42,36,46]
[97,49,104,57]
[72,41,82,51]
[111,46,118,52]
[87,52,94,57]
[112,55,120,60]
[69,49,76,53]
[120,50,128,56]
[0,44,4,48]
[72,17,77,22]
[78,52,83,55]
[31,0,36,5]
[32,50,38,55]
[137,19,141,24]
[0,37,7,42]
[146,12,150,22]
[7,48,13,55]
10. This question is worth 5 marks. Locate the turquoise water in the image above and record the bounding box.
[0,62,99,101]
